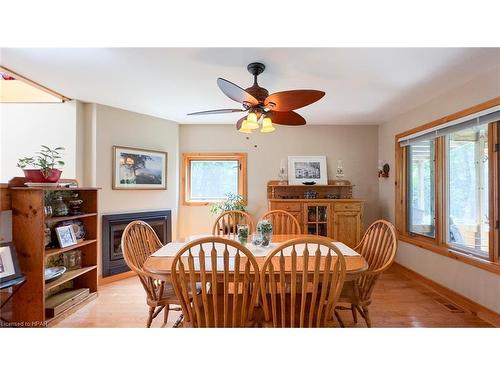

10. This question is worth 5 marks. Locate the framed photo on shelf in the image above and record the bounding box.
[288,156,328,185]
[113,146,168,190]
[0,242,23,283]
[55,225,78,248]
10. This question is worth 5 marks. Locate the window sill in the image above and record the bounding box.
[399,234,500,275]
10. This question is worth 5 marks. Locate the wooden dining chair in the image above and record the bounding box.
[212,210,255,235]
[260,237,347,328]
[121,220,189,328]
[336,220,398,327]
[260,210,301,235]
[170,236,260,328]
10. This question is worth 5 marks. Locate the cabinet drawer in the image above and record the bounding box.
[334,202,362,212]
[272,202,302,212]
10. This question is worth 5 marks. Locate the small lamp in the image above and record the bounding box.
[238,120,253,134]
[260,116,275,133]
[246,112,259,130]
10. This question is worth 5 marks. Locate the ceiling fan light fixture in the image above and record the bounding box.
[260,116,275,133]
[246,112,259,130]
[238,120,253,134]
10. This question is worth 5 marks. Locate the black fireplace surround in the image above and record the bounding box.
[101,210,172,277]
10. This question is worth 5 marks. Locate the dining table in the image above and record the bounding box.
[143,234,368,280]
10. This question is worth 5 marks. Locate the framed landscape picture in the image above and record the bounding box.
[288,156,328,185]
[113,146,167,190]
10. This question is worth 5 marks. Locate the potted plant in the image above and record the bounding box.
[17,145,65,183]
[257,219,273,247]
[209,192,246,215]
[209,193,247,234]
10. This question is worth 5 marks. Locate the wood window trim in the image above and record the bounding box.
[395,97,500,275]
[181,152,247,206]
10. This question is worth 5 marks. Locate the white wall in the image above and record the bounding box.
[378,65,500,313]
[0,101,77,182]
[179,124,379,237]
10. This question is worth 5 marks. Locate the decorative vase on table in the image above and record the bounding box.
[257,219,273,247]
[237,224,249,245]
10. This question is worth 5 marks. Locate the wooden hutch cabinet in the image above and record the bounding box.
[267,180,364,248]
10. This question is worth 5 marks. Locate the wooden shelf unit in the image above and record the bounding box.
[9,184,99,326]
[267,180,364,248]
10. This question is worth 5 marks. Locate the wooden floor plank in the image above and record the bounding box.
[53,265,493,328]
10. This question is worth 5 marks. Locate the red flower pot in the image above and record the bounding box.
[23,169,62,183]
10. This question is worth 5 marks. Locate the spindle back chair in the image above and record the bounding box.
[260,210,301,235]
[212,210,255,235]
[121,221,183,327]
[170,236,260,328]
[337,220,398,327]
[260,237,346,328]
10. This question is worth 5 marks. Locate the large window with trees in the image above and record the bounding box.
[182,153,247,205]
[395,98,500,274]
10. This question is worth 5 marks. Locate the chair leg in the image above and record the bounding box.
[162,304,170,327]
[351,304,358,324]
[146,306,155,328]
[334,310,345,328]
[362,307,372,328]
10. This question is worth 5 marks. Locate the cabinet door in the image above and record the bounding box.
[303,203,330,237]
[333,211,361,248]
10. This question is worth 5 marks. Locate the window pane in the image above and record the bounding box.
[407,140,435,237]
[447,124,489,256]
[190,160,239,200]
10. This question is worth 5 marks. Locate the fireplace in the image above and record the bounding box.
[101,210,172,277]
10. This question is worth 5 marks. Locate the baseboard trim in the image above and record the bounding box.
[391,263,500,327]
[98,271,136,286]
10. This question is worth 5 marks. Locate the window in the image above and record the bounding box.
[395,98,500,274]
[407,140,435,238]
[182,153,247,205]
[447,124,489,257]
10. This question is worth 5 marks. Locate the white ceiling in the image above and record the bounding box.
[2,48,499,125]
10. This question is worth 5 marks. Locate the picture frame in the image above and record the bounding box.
[288,156,328,185]
[55,225,78,248]
[0,242,23,283]
[113,146,168,190]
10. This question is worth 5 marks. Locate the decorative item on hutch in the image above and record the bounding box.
[335,160,345,180]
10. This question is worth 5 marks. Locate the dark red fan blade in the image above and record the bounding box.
[264,90,325,112]
[217,78,259,106]
[267,111,306,125]
[187,108,245,115]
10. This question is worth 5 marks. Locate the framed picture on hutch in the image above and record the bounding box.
[288,156,328,185]
[113,146,168,190]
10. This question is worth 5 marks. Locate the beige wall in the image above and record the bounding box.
[179,124,379,237]
[0,101,77,182]
[378,65,500,313]
[81,104,179,274]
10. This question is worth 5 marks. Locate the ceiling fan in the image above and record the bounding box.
[187,62,325,133]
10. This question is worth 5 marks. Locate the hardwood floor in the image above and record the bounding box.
[54,265,493,328]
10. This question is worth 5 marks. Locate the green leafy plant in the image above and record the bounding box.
[257,219,273,235]
[209,193,246,215]
[17,145,65,177]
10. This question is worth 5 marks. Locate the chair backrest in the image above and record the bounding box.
[260,210,301,235]
[354,220,398,301]
[121,220,163,302]
[260,237,346,328]
[170,236,260,328]
[212,210,255,235]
